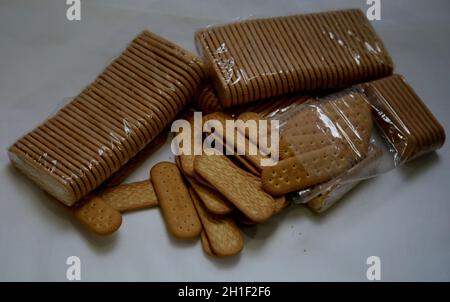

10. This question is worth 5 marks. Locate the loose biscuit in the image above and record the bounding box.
[200,231,215,257]
[150,162,202,239]
[71,196,122,236]
[98,180,158,212]
[187,177,233,215]
[194,155,275,223]
[190,188,243,257]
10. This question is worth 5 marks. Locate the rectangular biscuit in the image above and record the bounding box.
[196,9,393,107]
[71,196,122,236]
[187,177,233,215]
[98,180,158,213]
[8,30,205,206]
[262,93,373,196]
[150,162,202,240]
[194,155,275,223]
[190,188,243,257]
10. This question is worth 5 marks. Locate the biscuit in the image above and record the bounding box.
[194,155,275,223]
[71,196,122,236]
[307,147,382,213]
[190,188,243,257]
[262,145,354,196]
[200,231,215,257]
[194,84,224,114]
[150,162,202,239]
[196,9,393,107]
[188,177,233,215]
[98,181,158,213]
[9,30,204,206]
[262,92,373,195]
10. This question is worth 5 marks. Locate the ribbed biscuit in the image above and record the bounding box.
[9,30,204,206]
[190,188,243,257]
[194,155,275,223]
[99,181,158,213]
[101,130,167,187]
[196,9,393,107]
[194,84,224,114]
[150,162,202,239]
[72,196,122,236]
[363,74,445,163]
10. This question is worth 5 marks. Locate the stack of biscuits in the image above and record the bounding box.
[8,9,445,259]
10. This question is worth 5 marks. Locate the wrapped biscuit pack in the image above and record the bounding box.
[259,74,445,212]
[8,30,205,206]
[196,9,394,107]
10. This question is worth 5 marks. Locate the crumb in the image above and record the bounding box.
[303,249,307,253]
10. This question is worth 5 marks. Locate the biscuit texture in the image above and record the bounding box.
[196,9,393,107]
[151,162,202,239]
[9,30,204,205]
[99,180,158,212]
[72,196,122,236]
[194,155,275,223]
[190,188,243,257]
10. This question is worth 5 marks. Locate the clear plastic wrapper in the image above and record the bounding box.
[8,30,204,206]
[195,8,394,108]
[260,74,445,211]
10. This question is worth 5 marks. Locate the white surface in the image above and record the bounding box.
[1,0,449,281]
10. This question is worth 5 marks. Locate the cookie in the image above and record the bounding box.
[262,144,354,196]
[190,188,243,257]
[194,155,275,223]
[194,84,224,114]
[306,147,382,213]
[187,177,233,215]
[150,162,202,239]
[200,231,215,257]
[71,196,122,236]
[98,181,158,213]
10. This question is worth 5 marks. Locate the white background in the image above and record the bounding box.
[1,0,449,281]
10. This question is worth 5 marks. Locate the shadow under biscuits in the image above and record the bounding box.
[237,208,292,254]
[67,215,121,254]
[203,250,242,268]
[7,164,120,254]
[398,151,441,181]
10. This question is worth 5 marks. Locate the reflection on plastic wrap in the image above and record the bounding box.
[260,74,445,211]
[196,9,394,107]
[8,30,204,206]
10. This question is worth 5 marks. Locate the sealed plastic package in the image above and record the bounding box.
[259,74,445,212]
[8,30,205,206]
